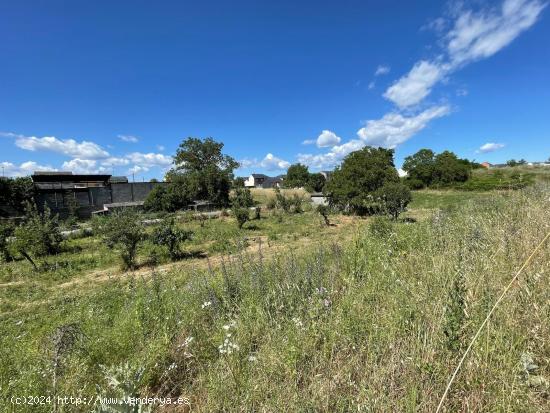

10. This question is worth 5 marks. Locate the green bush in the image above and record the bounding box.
[10,203,63,269]
[369,216,393,238]
[151,219,192,260]
[94,210,145,270]
[233,208,250,229]
[376,182,412,220]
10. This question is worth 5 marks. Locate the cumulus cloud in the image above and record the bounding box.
[297,139,365,169]
[357,105,451,148]
[384,0,545,108]
[477,142,506,153]
[260,153,290,171]
[118,134,139,143]
[302,139,315,145]
[316,130,341,148]
[237,154,290,171]
[297,106,450,170]
[61,159,101,174]
[384,61,448,108]
[1,161,57,177]
[15,135,109,159]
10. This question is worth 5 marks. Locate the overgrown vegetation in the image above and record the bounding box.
[10,203,62,270]
[2,185,548,411]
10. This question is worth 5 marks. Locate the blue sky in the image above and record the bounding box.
[1,0,549,180]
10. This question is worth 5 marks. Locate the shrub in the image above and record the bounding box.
[254,207,261,220]
[11,203,63,269]
[369,216,393,238]
[274,188,291,212]
[230,187,254,209]
[94,210,145,270]
[376,182,412,220]
[144,184,191,212]
[151,219,192,260]
[233,208,250,229]
[291,194,304,213]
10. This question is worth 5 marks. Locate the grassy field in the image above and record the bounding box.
[1,187,549,412]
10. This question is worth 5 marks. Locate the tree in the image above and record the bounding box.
[376,182,412,220]
[230,186,254,229]
[307,173,326,193]
[432,151,470,184]
[284,163,310,188]
[152,219,191,260]
[94,210,145,270]
[0,176,35,214]
[324,147,399,215]
[11,203,62,269]
[166,137,239,207]
[403,149,436,188]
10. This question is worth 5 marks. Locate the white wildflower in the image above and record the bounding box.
[201,301,212,309]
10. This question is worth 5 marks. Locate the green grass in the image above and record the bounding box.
[409,189,494,211]
[1,187,549,412]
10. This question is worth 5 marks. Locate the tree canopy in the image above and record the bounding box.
[284,163,310,188]
[148,137,239,211]
[403,148,474,188]
[324,146,399,214]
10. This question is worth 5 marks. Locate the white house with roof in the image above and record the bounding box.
[244,174,283,189]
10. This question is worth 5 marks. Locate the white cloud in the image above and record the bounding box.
[298,139,365,169]
[477,142,506,153]
[375,65,391,76]
[15,135,109,159]
[260,153,290,171]
[447,0,546,66]
[302,139,315,145]
[118,134,139,143]
[125,152,172,167]
[383,0,545,109]
[357,105,451,148]
[368,81,376,90]
[316,130,341,148]
[61,159,101,174]
[237,154,290,171]
[383,60,448,108]
[398,168,408,177]
[297,106,450,170]
[157,145,165,151]
[1,161,57,177]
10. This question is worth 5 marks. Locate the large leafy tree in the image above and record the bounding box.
[284,163,310,188]
[402,149,436,188]
[165,137,239,207]
[0,176,35,214]
[324,146,399,215]
[433,151,471,184]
